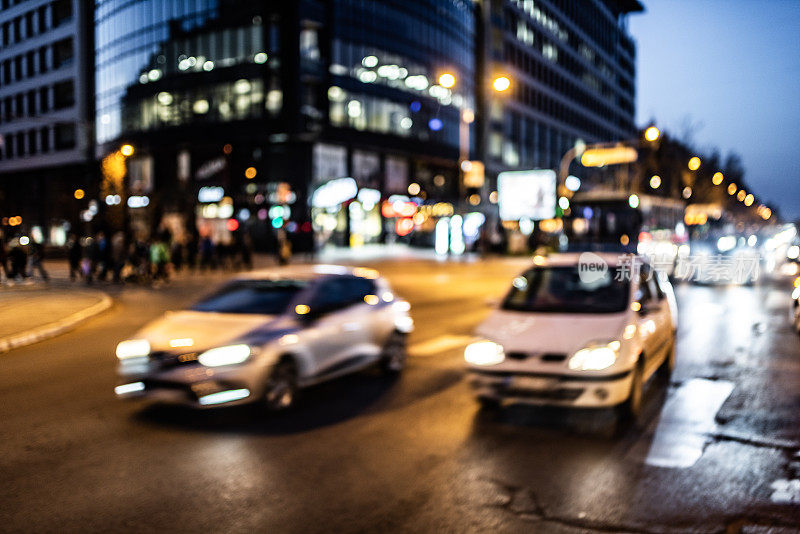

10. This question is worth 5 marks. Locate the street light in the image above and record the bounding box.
[74,189,85,200]
[649,175,661,189]
[492,76,510,92]
[688,156,701,171]
[644,126,660,142]
[120,144,135,157]
[712,172,724,185]
[728,183,737,195]
[438,73,456,89]
[438,75,476,202]
[744,194,754,206]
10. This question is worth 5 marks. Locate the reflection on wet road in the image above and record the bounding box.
[1,258,799,532]
[641,378,734,468]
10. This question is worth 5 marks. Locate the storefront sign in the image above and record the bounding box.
[198,186,225,203]
[196,157,226,181]
[497,169,556,221]
[311,177,358,208]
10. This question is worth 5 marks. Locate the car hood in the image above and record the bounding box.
[475,309,629,355]
[135,310,279,353]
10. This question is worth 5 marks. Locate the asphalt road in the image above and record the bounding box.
[1,257,799,533]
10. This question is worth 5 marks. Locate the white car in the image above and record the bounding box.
[115,265,413,410]
[466,253,677,418]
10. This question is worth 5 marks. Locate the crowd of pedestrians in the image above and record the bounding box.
[1,229,259,287]
[0,231,49,284]
[66,230,256,285]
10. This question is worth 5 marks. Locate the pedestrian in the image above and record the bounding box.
[28,240,49,282]
[185,232,198,272]
[199,235,215,271]
[83,236,97,284]
[7,239,27,280]
[95,231,110,281]
[67,234,83,281]
[67,234,82,281]
[110,231,126,283]
[240,233,253,270]
[0,231,9,284]
[170,238,184,273]
[276,228,291,266]
[149,232,171,283]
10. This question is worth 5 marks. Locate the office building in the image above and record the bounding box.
[0,0,94,243]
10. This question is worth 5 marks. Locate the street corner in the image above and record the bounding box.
[0,287,113,354]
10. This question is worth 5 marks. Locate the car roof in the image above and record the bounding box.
[233,264,381,282]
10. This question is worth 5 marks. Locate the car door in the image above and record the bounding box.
[335,276,384,358]
[637,264,671,376]
[645,264,673,357]
[304,277,373,378]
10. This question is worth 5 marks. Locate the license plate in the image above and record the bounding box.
[512,376,555,390]
[190,381,221,396]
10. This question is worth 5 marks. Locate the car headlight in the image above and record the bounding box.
[116,339,151,360]
[197,344,252,367]
[465,341,505,366]
[568,342,619,371]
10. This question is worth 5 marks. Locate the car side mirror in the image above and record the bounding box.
[298,304,336,322]
[639,300,659,316]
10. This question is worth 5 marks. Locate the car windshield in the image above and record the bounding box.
[502,266,629,314]
[190,279,308,315]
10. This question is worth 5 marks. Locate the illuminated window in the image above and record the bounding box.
[300,28,320,60]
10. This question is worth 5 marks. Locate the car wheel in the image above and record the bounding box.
[617,359,644,421]
[264,358,298,411]
[380,331,407,374]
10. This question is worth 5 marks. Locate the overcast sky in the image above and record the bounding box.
[629,0,800,219]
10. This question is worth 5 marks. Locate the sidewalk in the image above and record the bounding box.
[0,285,112,353]
[36,245,501,280]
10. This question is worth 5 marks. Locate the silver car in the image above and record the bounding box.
[114,265,413,409]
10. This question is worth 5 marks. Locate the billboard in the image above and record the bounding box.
[497,169,556,221]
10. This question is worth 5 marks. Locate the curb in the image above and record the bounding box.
[0,292,113,354]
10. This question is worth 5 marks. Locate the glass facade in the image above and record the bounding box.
[95,0,276,144]
[489,0,639,171]
[328,0,475,152]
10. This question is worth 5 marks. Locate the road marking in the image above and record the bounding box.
[410,335,473,357]
[642,378,734,468]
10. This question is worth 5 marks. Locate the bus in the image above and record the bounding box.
[564,191,687,273]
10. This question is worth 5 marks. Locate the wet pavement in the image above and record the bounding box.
[0,257,798,532]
